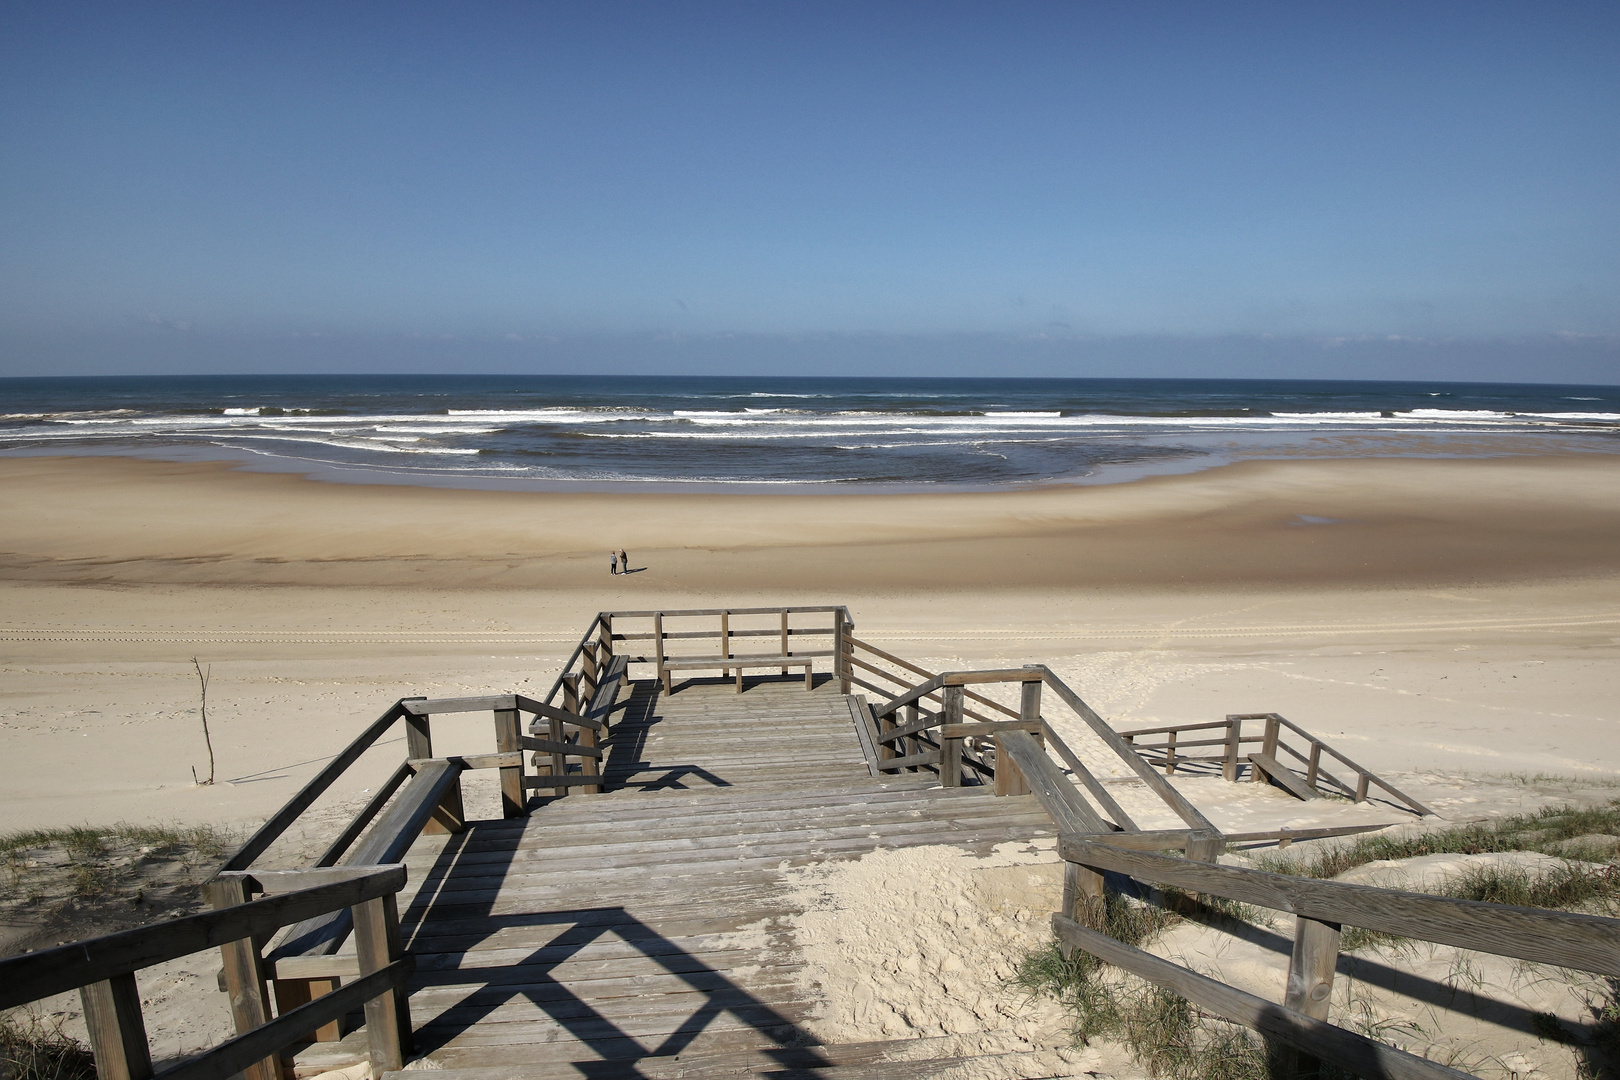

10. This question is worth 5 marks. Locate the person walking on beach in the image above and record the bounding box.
[609,551,618,576]
[619,549,629,574]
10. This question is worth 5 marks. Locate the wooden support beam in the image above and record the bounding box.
[80,974,152,1080]
[1222,717,1242,782]
[1249,751,1319,801]
[939,685,964,787]
[201,877,278,1080]
[993,733,1030,797]
[494,705,526,818]
[352,894,410,1072]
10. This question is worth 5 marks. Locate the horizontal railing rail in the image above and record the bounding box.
[1120,712,1433,815]
[0,865,411,1080]
[1055,836,1620,1079]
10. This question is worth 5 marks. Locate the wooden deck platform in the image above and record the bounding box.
[384,674,1058,1077]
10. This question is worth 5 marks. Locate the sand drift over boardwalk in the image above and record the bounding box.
[3,375,1617,490]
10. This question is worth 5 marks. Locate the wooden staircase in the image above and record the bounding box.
[376,675,1064,1079]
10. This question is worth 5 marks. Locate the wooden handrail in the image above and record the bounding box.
[1032,667,1219,834]
[0,865,406,1010]
[1272,714,1434,815]
[153,958,412,1080]
[222,702,410,872]
[1061,838,1620,975]
[1051,916,1470,1080]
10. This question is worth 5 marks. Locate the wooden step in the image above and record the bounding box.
[1247,751,1318,801]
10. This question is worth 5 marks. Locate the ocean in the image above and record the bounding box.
[1,374,1616,492]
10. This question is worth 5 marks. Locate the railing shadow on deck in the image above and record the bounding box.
[401,826,828,1077]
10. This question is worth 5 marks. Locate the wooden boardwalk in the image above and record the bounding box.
[390,674,1057,1077]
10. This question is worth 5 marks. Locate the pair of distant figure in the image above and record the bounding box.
[609,548,631,575]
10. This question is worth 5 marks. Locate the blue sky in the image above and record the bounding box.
[2,2,1617,380]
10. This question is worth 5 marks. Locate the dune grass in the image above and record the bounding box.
[1017,800,1620,1077]
[0,1013,96,1080]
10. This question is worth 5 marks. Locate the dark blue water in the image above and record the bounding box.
[2,375,1616,490]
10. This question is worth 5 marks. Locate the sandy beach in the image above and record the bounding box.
[2,450,1617,833]
[3,451,1618,1076]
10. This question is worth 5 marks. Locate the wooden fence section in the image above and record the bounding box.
[568,606,854,695]
[1117,711,1434,816]
[0,866,412,1080]
[1055,837,1620,1080]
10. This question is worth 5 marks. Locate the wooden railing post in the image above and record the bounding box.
[993,733,1029,796]
[554,675,578,797]
[202,877,279,1080]
[1019,677,1042,724]
[405,700,463,834]
[352,892,411,1073]
[654,613,670,693]
[1283,915,1342,1078]
[1354,771,1370,803]
[580,642,599,707]
[1222,717,1241,782]
[719,610,731,678]
[1183,829,1224,864]
[1059,860,1107,927]
[1261,715,1280,761]
[1165,730,1179,775]
[780,611,789,675]
[494,704,526,818]
[833,613,848,693]
[599,614,614,667]
[902,703,918,769]
[80,973,153,1080]
[940,685,964,787]
[1306,742,1322,792]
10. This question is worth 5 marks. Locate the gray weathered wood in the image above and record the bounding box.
[1060,839,1620,976]
[494,705,526,819]
[993,733,1030,797]
[223,700,409,872]
[0,864,404,1010]
[153,959,413,1080]
[1285,916,1342,1020]
[519,737,603,758]
[316,760,413,868]
[353,895,409,1072]
[1036,722,1138,832]
[1051,916,1471,1080]
[1248,751,1319,801]
[846,696,883,777]
[80,973,152,1080]
[1033,667,1219,833]
[997,731,1107,833]
[877,749,942,771]
[939,686,964,787]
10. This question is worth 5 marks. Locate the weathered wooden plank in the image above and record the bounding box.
[222,701,408,872]
[1051,915,1471,1080]
[522,774,617,788]
[0,865,405,1010]
[407,753,523,771]
[845,695,882,777]
[152,959,412,1080]
[80,974,152,1080]
[996,731,1107,834]
[315,760,413,868]
[660,652,829,668]
[1034,667,1219,833]
[271,765,461,960]
[518,737,603,758]
[941,668,1033,686]
[403,695,516,715]
[1060,839,1620,976]
[1247,751,1319,801]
